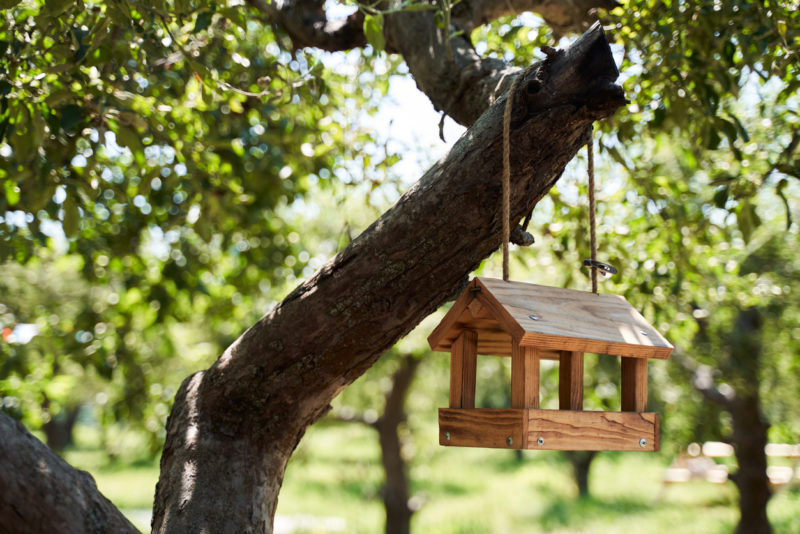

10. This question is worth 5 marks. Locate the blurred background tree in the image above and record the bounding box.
[1,0,798,532]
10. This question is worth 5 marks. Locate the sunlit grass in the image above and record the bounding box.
[65,421,800,534]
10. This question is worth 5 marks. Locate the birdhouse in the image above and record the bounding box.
[428,277,673,451]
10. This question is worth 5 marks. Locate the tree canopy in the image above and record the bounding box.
[1,0,798,532]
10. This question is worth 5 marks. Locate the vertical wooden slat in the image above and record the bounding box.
[511,342,539,409]
[621,357,648,412]
[449,330,477,408]
[558,351,584,410]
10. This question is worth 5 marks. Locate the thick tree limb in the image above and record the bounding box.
[0,412,138,534]
[248,0,617,125]
[245,0,366,51]
[152,22,625,534]
[452,0,620,36]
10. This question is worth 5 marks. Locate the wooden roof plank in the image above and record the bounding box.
[476,278,673,359]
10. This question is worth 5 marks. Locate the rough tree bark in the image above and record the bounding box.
[151,20,625,533]
[0,412,138,534]
[0,3,625,534]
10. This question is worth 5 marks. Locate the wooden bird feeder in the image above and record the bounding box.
[428,277,673,451]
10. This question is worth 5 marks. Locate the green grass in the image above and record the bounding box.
[64,422,800,533]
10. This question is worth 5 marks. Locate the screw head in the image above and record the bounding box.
[537,437,545,446]
[639,438,647,448]
[445,432,451,442]
[529,314,540,321]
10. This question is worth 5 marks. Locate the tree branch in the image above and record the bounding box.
[248,0,619,126]
[452,0,620,37]
[671,350,735,410]
[0,412,138,534]
[245,0,366,51]
[152,23,626,533]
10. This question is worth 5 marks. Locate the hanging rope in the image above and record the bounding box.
[587,137,598,294]
[502,64,536,282]
[583,129,618,293]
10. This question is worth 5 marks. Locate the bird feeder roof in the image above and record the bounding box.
[428,277,673,359]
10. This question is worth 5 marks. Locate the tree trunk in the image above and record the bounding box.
[728,307,772,534]
[42,404,81,454]
[374,356,420,534]
[564,451,597,498]
[0,412,138,534]
[151,23,625,534]
[730,394,771,534]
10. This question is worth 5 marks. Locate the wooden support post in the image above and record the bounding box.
[558,351,584,410]
[449,330,477,408]
[511,342,539,409]
[621,357,648,412]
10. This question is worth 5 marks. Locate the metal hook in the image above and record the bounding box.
[582,259,618,276]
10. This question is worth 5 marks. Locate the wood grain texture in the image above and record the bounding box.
[527,409,659,451]
[621,357,648,412]
[511,343,540,409]
[449,330,478,408]
[477,278,673,359]
[430,278,673,359]
[439,408,525,448]
[559,351,584,410]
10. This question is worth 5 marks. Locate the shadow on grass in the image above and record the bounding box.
[539,494,651,531]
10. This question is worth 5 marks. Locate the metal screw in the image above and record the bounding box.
[639,438,647,448]
[537,437,544,446]
[640,330,648,336]
[445,432,451,442]
[529,314,540,321]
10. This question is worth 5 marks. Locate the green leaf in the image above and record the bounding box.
[62,195,80,238]
[713,186,729,209]
[116,126,143,153]
[61,104,86,132]
[363,14,385,52]
[4,179,20,206]
[193,10,214,33]
[736,201,760,244]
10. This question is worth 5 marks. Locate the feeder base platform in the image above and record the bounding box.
[439,408,659,451]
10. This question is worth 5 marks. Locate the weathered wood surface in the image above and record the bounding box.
[430,277,673,359]
[511,343,540,409]
[439,408,524,448]
[449,330,478,408]
[559,351,584,410]
[439,408,659,451]
[621,356,648,412]
[0,412,138,534]
[527,409,659,451]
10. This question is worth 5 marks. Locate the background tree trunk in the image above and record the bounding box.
[564,451,597,498]
[42,404,81,454]
[151,23,626,534]
[374,355,420,534]
[728,308,772,534]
